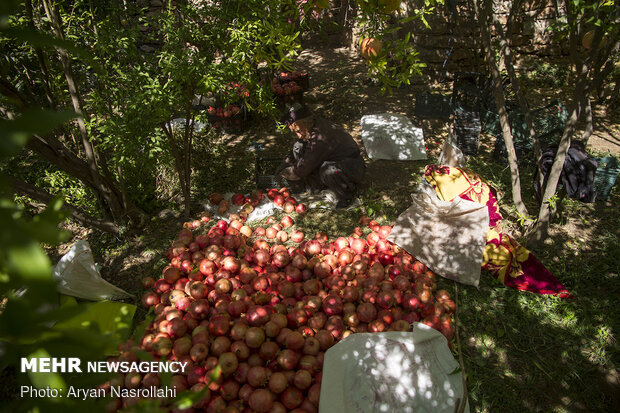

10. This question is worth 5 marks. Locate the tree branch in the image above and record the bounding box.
[7,176,120,235]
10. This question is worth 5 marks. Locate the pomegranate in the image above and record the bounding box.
[247,391,274,413]
[268,372,288,394]
[219,352,239,375]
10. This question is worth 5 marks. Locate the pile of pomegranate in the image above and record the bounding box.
[112,188,456,412]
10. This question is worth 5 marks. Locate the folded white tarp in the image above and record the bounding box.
[388,182,489,287]
[319,325,469,413]
[360,113,426,161]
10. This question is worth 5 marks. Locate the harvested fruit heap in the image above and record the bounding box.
[271,71,308,98]
[206,82,251,130]
[111,189,456,412]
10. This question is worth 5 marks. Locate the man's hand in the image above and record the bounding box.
[274,162,287,177]
[279,166,298,181]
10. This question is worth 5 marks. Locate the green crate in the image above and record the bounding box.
[490,100,568,163]
[255,157,286,189]
[414,93,452,120]
[594,156,619,200]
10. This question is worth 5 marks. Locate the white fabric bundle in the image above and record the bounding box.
[388,182,489,286]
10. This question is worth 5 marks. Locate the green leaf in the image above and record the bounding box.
[28,197,71,244]
[173,385,210,409]
[0,110,77,158]
[0,129,29,159]
[1,27,92,59]
[0,109,77,136]
[0,0,23,21]
[25,349,67,392]
[6,241,53,282]
[54,301,137,354]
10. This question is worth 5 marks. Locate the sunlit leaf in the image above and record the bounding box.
[25,349,67,392]
[6,241,52,282]
[173,385,210,409]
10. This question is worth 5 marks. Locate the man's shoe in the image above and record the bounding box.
[336,198,353,209]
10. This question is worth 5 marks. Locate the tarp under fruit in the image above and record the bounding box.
[320,326,469,413]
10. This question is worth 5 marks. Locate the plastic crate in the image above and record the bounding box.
[453,106,481,156]
[452,72,488,111]
[490,100,568,163]
[276,71,310,91]
[594,156,619,200]
[414,93,452,120]
[255,157,286,189]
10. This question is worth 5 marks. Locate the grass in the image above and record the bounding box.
[450,146,620,411]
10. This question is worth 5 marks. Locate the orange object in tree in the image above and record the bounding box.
[360,38,383,60]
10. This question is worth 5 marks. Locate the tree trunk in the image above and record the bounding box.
[528,24,616,244]
[0,72,143,225]
[117,164,128,212]
[475,0,528,217]
[495,0,544,193]
[181,94,196,217]
[580,97,593,144]
[8,176,120,235]
[528,84,584,244]
[162,121,191,215]
[41,0,125,221]
[25,131,143,223]
[25,0,56,109]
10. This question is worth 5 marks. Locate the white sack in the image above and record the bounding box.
[53,240,133,301]
[319,325,469,413]
[360,113,427,160]
[246,200,281,222]
[387,182,489,286]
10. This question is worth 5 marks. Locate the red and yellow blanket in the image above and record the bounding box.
[424,164,572,298]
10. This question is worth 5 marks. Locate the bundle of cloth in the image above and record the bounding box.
[389,136,571,298]
[422,164,571,298]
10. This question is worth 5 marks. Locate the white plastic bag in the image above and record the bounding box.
[53,240,134,301]
[319,325,469,413]
[202,194,283,223]
[438,133,466,168]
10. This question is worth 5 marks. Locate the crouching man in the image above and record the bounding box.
[276,104,365,208]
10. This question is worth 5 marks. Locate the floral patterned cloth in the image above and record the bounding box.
[424,165,572,298]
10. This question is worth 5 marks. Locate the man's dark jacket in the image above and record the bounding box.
[280,117,364,183]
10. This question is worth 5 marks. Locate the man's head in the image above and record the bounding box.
[281,104,314,139]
